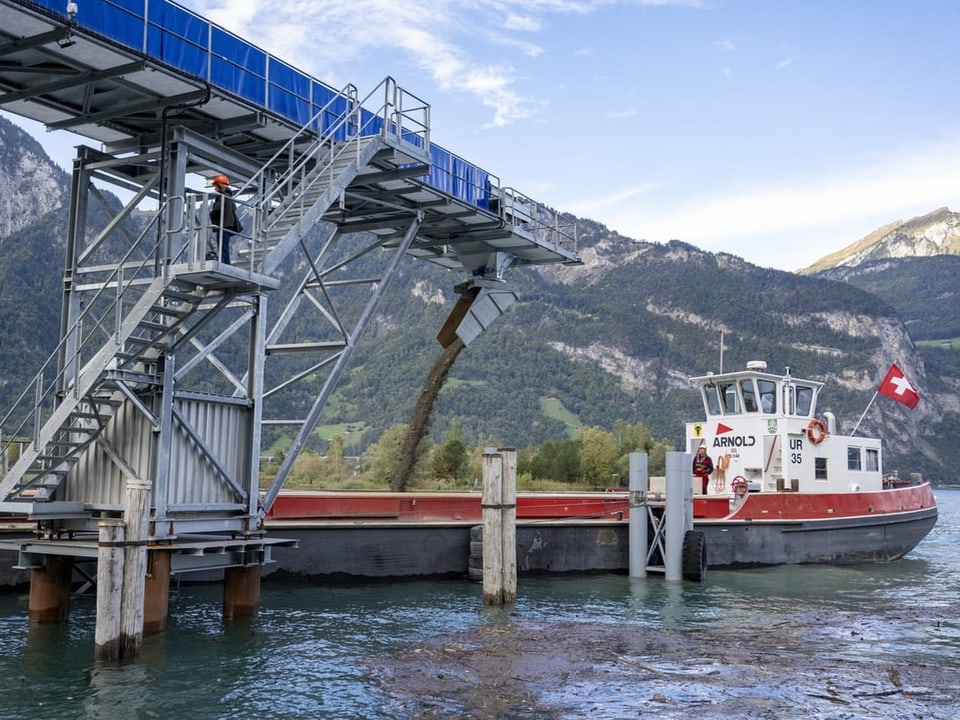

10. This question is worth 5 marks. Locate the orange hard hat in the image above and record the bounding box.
[210,174,230,187]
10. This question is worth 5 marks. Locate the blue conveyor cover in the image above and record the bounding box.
[25,0,491,209]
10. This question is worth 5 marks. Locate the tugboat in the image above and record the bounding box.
[686,361,938,567]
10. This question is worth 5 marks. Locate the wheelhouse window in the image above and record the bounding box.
[703,385,722,415]
[795,385,814,416]
[757,379,776,413]
[847,447,862,471]
[720,382,740,414]
[815,457,828,480]
[865,448,879,472]
[740,379,758,412]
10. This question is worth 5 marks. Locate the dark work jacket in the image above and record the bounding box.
[210,189,241,232]
[693,454,713,476]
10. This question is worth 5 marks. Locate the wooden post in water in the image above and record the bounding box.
[481,448,517,605]
[94,520,125,661]
[120,480,151,658]
[500,447,517,604]
[481,450,503,605]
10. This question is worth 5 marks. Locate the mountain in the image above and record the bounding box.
[801,207,960,274]
[0,118,68,244]
[0,117,71,395]
[335,227,947,481]
[1,114,957,483]
[814,255,960,343]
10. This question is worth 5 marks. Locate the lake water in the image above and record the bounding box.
[1,490,958,719]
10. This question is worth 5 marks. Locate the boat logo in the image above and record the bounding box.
[713,434,756,448]
[709,423,756,447]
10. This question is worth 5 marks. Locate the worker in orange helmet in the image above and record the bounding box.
[207,173,241,264]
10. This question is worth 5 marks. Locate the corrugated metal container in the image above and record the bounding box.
[64,394,252,517]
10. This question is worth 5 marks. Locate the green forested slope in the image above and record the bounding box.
[1,117,957,482]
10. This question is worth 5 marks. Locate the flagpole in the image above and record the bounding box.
[850,390,879,437]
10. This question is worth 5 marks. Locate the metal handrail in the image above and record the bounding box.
[221,76,429,273]
[0,203,174,458]
[499,187,578,254]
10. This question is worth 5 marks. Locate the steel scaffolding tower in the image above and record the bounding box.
[0,0,578,580]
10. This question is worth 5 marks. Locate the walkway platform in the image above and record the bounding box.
[0,0,578,269]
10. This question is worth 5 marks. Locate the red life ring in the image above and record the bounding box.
[806,419,827,444]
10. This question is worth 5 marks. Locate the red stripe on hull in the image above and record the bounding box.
[267,484,935,523]
[266,491,632,522]
[723,483,936,521]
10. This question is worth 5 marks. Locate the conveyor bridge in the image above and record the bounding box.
[0,0,578,575]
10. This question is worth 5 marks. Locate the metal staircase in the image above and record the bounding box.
[0,78,428,525]
[0,274,204,509]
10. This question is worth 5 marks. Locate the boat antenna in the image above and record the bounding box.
[719,331,724,373]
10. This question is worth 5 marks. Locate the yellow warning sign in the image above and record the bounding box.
[693,423,703,438]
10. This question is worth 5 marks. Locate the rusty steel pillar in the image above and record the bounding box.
[28,555,74,624]
[143,550,172,633]
[223,565,261,618]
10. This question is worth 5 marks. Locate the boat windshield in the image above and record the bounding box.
[720,381,739,413]
[702,379,746,415]
[785,383,817,416]
[796,385,814,415]
[704,384,722,415]
[758,379,776,413]
[740,379,758,412]
[698,367,821,418]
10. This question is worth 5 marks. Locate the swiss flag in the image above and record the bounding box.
[878,363,920,409]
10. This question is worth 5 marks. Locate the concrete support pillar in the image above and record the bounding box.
[94,520,125,661]
[28,555,74,624]
[143,550,171,634]
[628,452,649,578]
[223,565,261,618]
[664,451,691,582]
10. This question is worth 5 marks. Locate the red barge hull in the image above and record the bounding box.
[266,483,937,568]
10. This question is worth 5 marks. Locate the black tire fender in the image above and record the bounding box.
[682,530,708,582]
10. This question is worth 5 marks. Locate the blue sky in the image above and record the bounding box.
[10,0,960,271]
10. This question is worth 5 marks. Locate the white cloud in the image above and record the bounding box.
[776,57,795,70]
[714,39,736,52]
[574,137,960,270]
[505,13,542,31]
[184,0,704,128]
[607,108,639,118]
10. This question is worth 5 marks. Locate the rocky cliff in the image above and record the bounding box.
[801,207,960,274]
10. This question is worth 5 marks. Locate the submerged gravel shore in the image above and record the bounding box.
[372,615,959,719]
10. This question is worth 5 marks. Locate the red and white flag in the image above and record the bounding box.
[878,363,920,409]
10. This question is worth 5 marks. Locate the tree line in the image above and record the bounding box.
[261,418,674,491]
